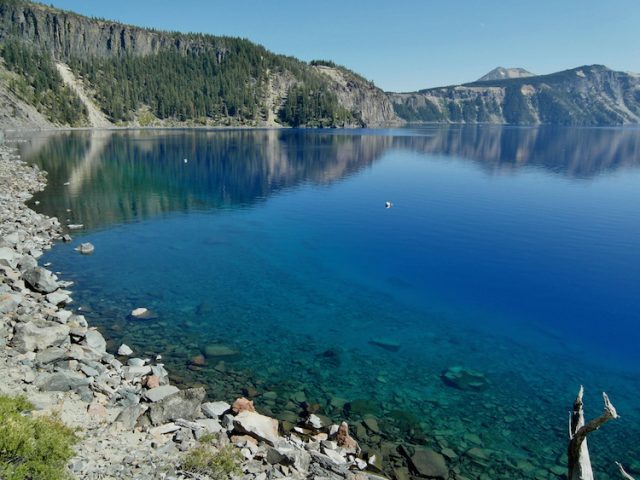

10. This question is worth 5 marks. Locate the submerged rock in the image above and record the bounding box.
[75,242,95,255]
[203,343,239,358]
[409,449,449,479]
[368,338,400,352]
[441,366,489,391]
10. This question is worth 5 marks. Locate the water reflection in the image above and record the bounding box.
[18,126,640,230]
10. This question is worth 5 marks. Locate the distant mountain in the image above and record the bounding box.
[390,65,640,125]
[0,1,401,129]
[477,67,535,82]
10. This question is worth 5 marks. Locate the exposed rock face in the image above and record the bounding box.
[0,3,227,59]
[314,65,403,127]
[390,65,640,125]
[477,66,535,82]
[11,320,69,352]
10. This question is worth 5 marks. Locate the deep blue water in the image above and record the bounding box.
[17,127,640,478]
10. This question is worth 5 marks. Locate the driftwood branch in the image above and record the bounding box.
[568,386,619,480]
[616,462,636,480]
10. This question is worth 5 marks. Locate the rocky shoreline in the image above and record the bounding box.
[0,141,389,480]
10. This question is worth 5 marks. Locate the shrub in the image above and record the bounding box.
[0,395,78,480]
[181,441,243,480]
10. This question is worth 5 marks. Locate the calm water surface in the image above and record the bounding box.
[16,127,640,479]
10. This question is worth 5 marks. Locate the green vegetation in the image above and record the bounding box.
[279,81,357,127]
[0,395,78,480]
[0,39,87,126]
[181,437,243,480]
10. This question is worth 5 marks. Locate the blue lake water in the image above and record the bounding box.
[17,127,640,478]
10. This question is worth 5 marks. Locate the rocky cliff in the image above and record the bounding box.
[314,65,402,127]
[0,1,399,128]
[390,65,640,125]
[477,67,535,82]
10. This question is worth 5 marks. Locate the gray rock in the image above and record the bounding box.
[147,387,206,426]
[195,418,224,434]
[115,404,148,430]
[11,321,69,353]
[118,344,133,356]
[0,292,22,314]
[36,371,90,392]
[83,329,107,352]
[123,365,152,380]
[52,309,73,324]
[202,401,230,418]
[80,364,99,377]
[441,366,489,391]
[127,357,146,367]
[267,443,311,472]
[17,255,37,272]
[233,411,280,446]
[409,449,449,479]
[22,267,59,293]
[0,246,19,267]
[35,346,69,365]
[143,385,180,403]
[45,291,70,306]
[75,242,95,255]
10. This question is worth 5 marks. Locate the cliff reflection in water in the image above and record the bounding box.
[24,129,391,230]
[21,126,640,230]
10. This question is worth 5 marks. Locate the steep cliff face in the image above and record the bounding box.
[314,66,403,127]
[391,65,640,125]
[0,1,226,59]
[0,1,398,128]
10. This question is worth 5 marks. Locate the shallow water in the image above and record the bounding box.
[17,127,640,478]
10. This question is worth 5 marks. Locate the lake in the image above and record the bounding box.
[17,126,640,479]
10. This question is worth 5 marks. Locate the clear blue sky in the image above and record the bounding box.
[45,0,640,92]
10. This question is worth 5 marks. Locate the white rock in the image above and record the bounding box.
[201,401,230,418]
[233,411,280,446]
[196,418,224,433]
[118,344,133,356]
[131,307,148,317]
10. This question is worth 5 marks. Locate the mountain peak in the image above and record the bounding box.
[477,67,535,82]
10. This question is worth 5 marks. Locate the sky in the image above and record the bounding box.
[45,0,640,92]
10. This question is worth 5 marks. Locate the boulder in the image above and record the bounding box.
[232,397,256,414]
[17,255,37,272]
[335,422,359,453]
[45,291,70,306]
[202,401,231,418]
[441,366,489,391]
[147,387,206,426]
[195,418,224,434]
[409,449,449,479]
[22,267,59,293]
[266,443,311,471]
[0,247,19,267]
[233,411,280,446]
[83,329,107,353]
[0,292,22,314]
[118,344,133,356]
[115,404,148,430]
[143,385,179,403]
[75,242,94,255]
[11,321,69,353]
[36,371,90,392]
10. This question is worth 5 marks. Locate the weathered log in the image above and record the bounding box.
[616,462,636,480]
[568,386,619,480]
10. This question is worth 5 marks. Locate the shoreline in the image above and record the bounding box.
[0,140,378,480]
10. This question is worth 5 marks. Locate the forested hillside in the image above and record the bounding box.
[0,0,399,128]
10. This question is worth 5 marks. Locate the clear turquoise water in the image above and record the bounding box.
[18,127,640,478]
